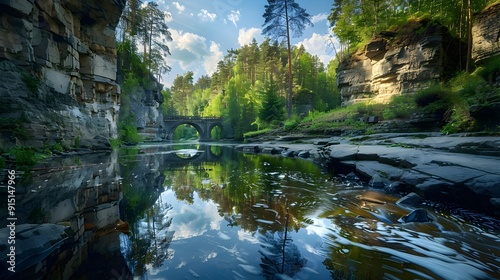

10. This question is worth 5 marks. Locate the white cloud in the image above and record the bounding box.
[168,30,210,70]
[164,29,223,85]
[172,2,185,13]
[198,9,217,22]
[238,27,263,46]
[227,10,240,27]
[296,33,334,66]
[203,42,223,75]
[311,13,328,24]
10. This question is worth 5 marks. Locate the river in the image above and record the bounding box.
[1,143,499,279]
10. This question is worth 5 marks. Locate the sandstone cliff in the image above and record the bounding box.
[337,19,464,106]
[0,0,125,149]
[472,2,500,83]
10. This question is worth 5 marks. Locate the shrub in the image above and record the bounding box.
[10,147,37,166]
[108,138,122,150]
[473,55,500,82]
[244,128,271,138]
[442,102,473,134]
[415,84,452,114]
[21,71,42,93]
[382,94,416,120]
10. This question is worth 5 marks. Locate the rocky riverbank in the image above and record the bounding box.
[237,132,500,217]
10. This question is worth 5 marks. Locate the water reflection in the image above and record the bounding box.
[2,143,499,279]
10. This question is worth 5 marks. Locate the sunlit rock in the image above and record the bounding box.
[472,3,500,65]
[337,19,464,106]
[0,0,126,149]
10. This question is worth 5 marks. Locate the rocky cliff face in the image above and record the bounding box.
[472,2,500,82]
[0,0,125,149]
[123,76,165,142]
[337,19,464,105]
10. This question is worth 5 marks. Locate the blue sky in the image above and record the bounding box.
[151,0,335,87]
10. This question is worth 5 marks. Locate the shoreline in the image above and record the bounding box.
[236,132,500,217]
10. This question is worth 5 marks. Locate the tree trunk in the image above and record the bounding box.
[466,0,473,72]
[284,0,293,119]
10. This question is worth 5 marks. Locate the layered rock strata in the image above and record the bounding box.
[0,0,125,149]
[337,19,464,105]
[472,2,500,65]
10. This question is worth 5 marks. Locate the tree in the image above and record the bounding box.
[260,75,285,123]
[262,0,313,119]
[137,2,173,82]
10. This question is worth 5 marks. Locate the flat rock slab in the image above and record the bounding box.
[413,164,486,184]
[347,160,406,180]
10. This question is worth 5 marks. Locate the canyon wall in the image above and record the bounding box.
[337,19,464,106]
[472,2,500,85]
[0,0,125,149]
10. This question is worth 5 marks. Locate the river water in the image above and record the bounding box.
[1,143,499,279]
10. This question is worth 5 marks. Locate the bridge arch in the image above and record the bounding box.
[163,116,227,141]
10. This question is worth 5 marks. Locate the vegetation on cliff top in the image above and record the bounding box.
[157,0,499,140]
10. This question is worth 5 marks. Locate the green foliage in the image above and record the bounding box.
[118,74,142,144]
[109,138,122,150]
[10,147,38,166]
[119,117,142,144]
[73,136,81,148]
[284,118,299,131]
[474,55,500,81]
[172,124,198,140]
[244,128,271,138]
[383,95,417,120]
[0,156,5,170]
[414,84,452,114]
[441,102,473,134]
[259,77,285,123]
[21,71,42,93]
[51,142,64,152]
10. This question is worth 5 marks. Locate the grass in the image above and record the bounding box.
[244,128,271,138]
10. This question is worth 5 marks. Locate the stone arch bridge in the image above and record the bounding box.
[163,116,228,141]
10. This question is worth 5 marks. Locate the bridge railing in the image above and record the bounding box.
[164,116,223,120]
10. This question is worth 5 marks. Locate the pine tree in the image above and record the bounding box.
[262,0,313,119]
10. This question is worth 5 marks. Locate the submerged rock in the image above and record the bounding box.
[399,208,432,223]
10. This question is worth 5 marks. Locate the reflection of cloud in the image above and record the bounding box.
[304,217,332,237]
[238,229,259,244]
[203,252,218,262]
[227,10,240,27]
[238,27,263,46]
[198,9,217,22]
[166,191,223,240]
[176,261,187,269]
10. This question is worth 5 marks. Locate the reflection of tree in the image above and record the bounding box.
[121,193,175,277]
[119,144,332,277]
[258,231,307,279]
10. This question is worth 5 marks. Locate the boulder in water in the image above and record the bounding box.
[399,208,432,223]
[396,192,423,207]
